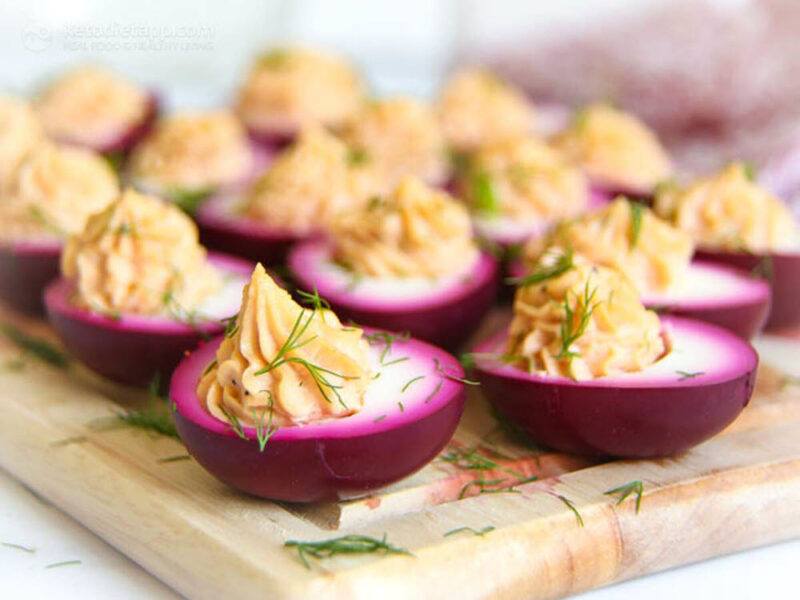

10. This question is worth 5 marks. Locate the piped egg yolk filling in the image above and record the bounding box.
[61,188,221,317]
[524,197,694,295]
[0,95,44,188]
[0,143,118,242]
[129,111,252,193]
[462,136,588,222]
[244,127,375,233]
[507,251,665,381]
[198,264,371,428]
[341,97,448,192]
[36,66,149,146]
[553,104,672,193]
[331,176,479,279]
[438,68,534,152]
[235,47,365,134]
[654,163,799,252]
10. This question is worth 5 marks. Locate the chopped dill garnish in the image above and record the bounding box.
[0,324,69,369]
[162,292,211,340]
[676,370,704,381]
[367,195,383,210]
[557,280,598,361]
[258,48,289,68]
[253,307,356,408]
[424,380,443,403]
[50,435,88,448]
[742,161,757,181]
[750,256,774,280]
[169,187,212,215]
[629,200,643,249]
[221,314,239,338]
[45,560,82,569]
[373,414,387,423]
[440,447,502,471]
[284,534,411,569]
[433,358,480,386]
[556,494,584,527]
[604,480,644,514]
[115,407,179,439]
[344,271,364,292]
[381,356,409,367]
[397,401,404,412]
[28,205,65,236]
[471,171,499,217]
[443,526,495,538]
[1,357,26,372]
[401,375,425,393]
[202,359,218,376]
[347,147,369,166]
[2,542,36,554]
[157,454,191,463]
[364,331,411,365]
[458,478,508,499]
[506,248,574,287]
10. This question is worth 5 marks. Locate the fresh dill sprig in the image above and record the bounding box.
[45,560,82,569]
[506,248,575,287]
[440,447,503,472]
[401,375,425,393]
[162,291,210,341]
[0,324,69,369]
[471,170,499,217]
[742,161,757,182]
[433,357,480,386]
[254,308,356,409]
[221,314,239,338]
[604,480,644,514]
[284,534,411,569]
[676,370,704,381]
[2,542,36,554]
[220,406,247,440]
[169,187,212,215]
[28,205,66,237]
[556,494,584,527]
[443,526,495,538]
[629,200,643,249]
[296,287,331,311]
[458,478,512,499]
[557,280,598,361]
[202,359,218,376]
[381,356,409,367]
[252,398,277,452]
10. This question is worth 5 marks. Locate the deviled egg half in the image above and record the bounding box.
[437,68,535,154]
[340,97,450,192]
[553,104,673,202]
[0,95,45,189]
[234,47,366,150]
[0,143,119,313]
[36,66,158,157]
[170,264,467,502]
[510,197,771,339]
[454,135,592,253]
[655,162,800,331]
[289,177,499,349]
[197,126,375,265]
[473,252,757,457]
[44,189,252,386]
[128,110,266,213]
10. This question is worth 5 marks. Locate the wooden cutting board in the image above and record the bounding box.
[0,305,799,600]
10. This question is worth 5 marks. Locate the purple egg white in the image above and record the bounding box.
[44,253,253,387]
[51,92,160,157]
[196,191,318,266]
[472,315,758,458]
[170,328,467,502]
[0,237,62,315]
[695,248,800,333]
[288,240,499,349]
[506,259,771,339]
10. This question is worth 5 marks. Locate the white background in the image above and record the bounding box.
[0,0,796,598]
